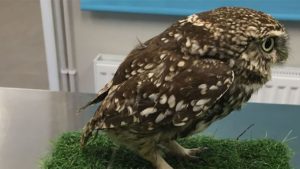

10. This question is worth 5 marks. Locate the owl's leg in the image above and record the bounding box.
[140,151,173,169]
[162,140,207,159]
[137,142,173,169]
[106,130,173,169]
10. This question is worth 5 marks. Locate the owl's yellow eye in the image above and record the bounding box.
[261,37,275,53]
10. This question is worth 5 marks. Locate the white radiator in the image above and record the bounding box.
[94,53,300,105]
[249,67,300,105]
[94,53,123,92]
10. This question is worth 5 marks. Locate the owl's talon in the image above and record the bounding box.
[162,141,209,162]
[185,154,199,160]
[190,147,208,154]
[182,147,208,161]
[188,147,209,156]
[184,154,208,164]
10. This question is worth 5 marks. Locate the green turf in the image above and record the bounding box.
[41,131,292,169]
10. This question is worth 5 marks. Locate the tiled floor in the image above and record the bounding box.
[0,0,48,89]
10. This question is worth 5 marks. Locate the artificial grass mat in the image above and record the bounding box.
[41,131,292,169]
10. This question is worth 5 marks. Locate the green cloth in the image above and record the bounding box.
[41,131,292,169]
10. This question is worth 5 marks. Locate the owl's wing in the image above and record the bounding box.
[94,58,234,131]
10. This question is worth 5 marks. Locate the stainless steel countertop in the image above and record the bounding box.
[0,88,96,169]
[0,87,299,169]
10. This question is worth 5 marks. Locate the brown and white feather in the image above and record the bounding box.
[80,7,288,169]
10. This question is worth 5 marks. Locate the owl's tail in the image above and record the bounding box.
[80,82,112,148]
[80,118,98,148]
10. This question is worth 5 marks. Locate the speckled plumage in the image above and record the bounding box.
[81,7,288,169]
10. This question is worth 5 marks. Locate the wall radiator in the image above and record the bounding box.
[94,54,300,105]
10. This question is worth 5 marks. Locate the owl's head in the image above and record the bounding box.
[172,7,288,81]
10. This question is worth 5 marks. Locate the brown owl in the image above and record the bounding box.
[80,7,288,169]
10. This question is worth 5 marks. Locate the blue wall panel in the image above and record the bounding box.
[80,0,300,20]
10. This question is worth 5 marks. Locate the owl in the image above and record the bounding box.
[80,7,288,169]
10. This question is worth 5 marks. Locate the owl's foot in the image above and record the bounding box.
[182,147,208,160]
[162,141,208,160]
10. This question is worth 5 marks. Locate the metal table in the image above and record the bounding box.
[0,87,299,169]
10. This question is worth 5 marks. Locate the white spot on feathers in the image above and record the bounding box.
[224,78,232,84]
[148,93,159,100]
[190,100,197,106]
[193,105,203,112]
[140,107,157,117]
[174,122,186,126]
[164,75,173,81]
[247,26,257,31]
[131,70,137,75]
[187,14,199,23]
[177,61,185,67]
[142,93,148,98]
[155,81,162,87]
[155,113,166,123]
[159,94,167,104]
[160,53,167,60]
[196,99,211,106]
[198,45,208,55]
[148,72,154,78]
[147,126,154,130]
[182,117,189,122]
[101,123,107,129]
[144,63,154,69]
[168,95,176,108]
[137,62,145,67]
[182,55,190,60]
[174,33,183,41]
[133,116,140,123]
[127,106,133,115]
[175,100,186,112]
[201,89,207,95]
[190,40,200,54]
[229,59,235,68]
[169,65,175,72]
[137,69,145,73]
[198,84,207,89]
[116,104,125,112]
[209,85,219,90]
[185,37,191,47]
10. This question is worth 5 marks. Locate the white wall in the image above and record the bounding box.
[0,0,48,89]
[67,0,300,93]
